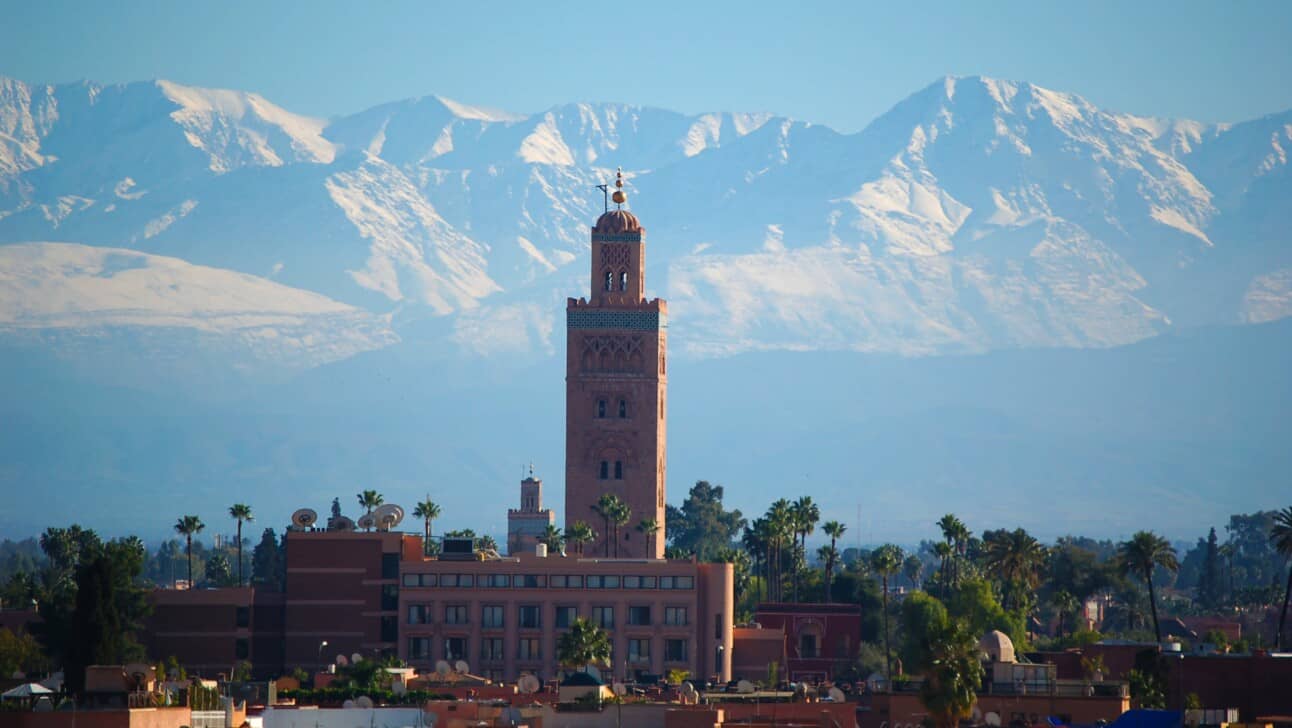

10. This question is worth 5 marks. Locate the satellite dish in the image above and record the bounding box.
[391,680,407,696]
[292,508,318,528]
[828,687,846,703]
[454,660,470,675]
[331,516,356,532]
[972,707,983,722]
[985,712,1002,727]
[612,682,626,696]
[336,654,348,666]
[351,653,363,664]
[342,699,356,709]
[375,504,405,530]
[435,661,451,676]
[357,513,376,531]
[680,682,698,701]
[518,675,540,694]
[737,680,755,694]
[355,696,373,709]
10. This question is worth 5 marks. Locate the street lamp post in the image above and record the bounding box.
[318,640,329,670]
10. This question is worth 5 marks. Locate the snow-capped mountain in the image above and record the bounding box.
[0,74,1289,365]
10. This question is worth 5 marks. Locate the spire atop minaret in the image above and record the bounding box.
[612,168,627,209]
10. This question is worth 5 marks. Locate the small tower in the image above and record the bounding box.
[507,466,555,555]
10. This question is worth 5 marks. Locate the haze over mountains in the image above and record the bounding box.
[0,74,1288,543]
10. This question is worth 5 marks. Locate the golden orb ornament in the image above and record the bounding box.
[612,189,627,204]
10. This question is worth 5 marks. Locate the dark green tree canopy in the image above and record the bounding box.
[666,481,747,561]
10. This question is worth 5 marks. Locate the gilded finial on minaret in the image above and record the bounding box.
[612,167,628,208]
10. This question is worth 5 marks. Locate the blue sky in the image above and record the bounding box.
[3,1,1290,130]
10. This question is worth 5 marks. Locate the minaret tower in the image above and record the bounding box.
[565,170,666,559]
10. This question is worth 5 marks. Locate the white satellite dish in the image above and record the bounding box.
[680,682,698,701]
[342,699,356,709]
[454,660,470,675]
[828,687,846,703]
[336,654,348,666]
[375,504,405,530]
[357,513,376,531]
[291,508,318,528]
[737,680,755,694]
[985,712,1002,727]
[435,660,451,676]
[355,696,373,709]
[518,675,540,694]
[351,653,363,664]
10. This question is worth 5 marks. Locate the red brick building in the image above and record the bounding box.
[752,603,863,682]
[565,187,668,560]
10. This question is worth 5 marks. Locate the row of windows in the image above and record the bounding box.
[603,271,630,292]
[407,604,689,629]
[408,636,688,663]
[598,460,624,480]
[596,398,629,419]
[402,573,696,590]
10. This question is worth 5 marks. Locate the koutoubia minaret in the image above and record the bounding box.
[565,170,666,560]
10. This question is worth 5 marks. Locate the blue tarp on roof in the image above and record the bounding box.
[1108,710,1182,728]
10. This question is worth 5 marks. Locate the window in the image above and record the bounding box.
[441,574,458,587]
[665,607,688,626]
[555,606,578,628]
[459,574,475,588]
[614,461,623,479]
[235,638,249,660]
[660,576,674,590]
[604,575,621,588]
[403,574,420,587]
[445,605,468,624]
[518,638,541,660]
[566,575,584,588]
[628,639,651,663]
[381,584,399,611]
[599,461,609,480]
[623,575,640,589]
[799,634,819,659]
[445,637,468,661]
[604,271,613,291]
[382,553,399,580]
[597,399,607,418]
[659,575,694,590]
[235,606,249,628]
[618,399,627,418]
[408,604,429,625]
[481,638,504,661]
[628,606,651,626]
[513,574,544,588]
[486,574,510,588]
[619,271,628,291]
[482,605,504,628]
[381,616,398,642]
[640,576,657,589]
[665,639,688,662]
[409,637,431,660]
[519,605,542,629]
[587,575,604,588]
[592,606,615,629]
[551,575,567,588]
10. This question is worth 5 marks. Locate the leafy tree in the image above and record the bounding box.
[1271,506,1292,648]
[1195,527,1222,609]
[0,627,47,677]
[413,497,441,555]
[871,543,904,680]
[666,481,747,562]
[945,578,1027,649]
[1117,531,1179,643]
[228,504,253,587]
[173,515,205,588]
[251,528,285,591]
[63,546,148,695]
[1047,539,1117,602]
[205,553,234,587]
[900,590,951,673]
[556,616,611,672]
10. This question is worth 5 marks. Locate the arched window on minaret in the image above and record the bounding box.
[599,461,609,480]
[619,271,628,291]
[618,399,627,418]
[604,271,613,292]
[597,399,606,418]
[614,461,623,480]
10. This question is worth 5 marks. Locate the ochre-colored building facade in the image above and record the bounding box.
[565,202,667,560]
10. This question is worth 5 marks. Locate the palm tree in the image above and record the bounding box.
[817,544,838,601]
[357,490,384,530]
[919,620,984,728]
[904,554,925,591]
[556,616,612,674]
[541,524,565,553]
[593,494,617,557]
[983,528,1048,611]
[937,514,967,587]
[743,519,770,602]
[821,520,846,601]
[1051,589,1080,639]
[1117,530,1179,643]
[1270,506,1292,649]
[228,504,253,587]
[933,541,953,597]
[767,499,794,602]
[790,496,820,602]
[564,521,596,556]
[611,499,631,557]
[871,543,904,681]
[174,515,205,588]
[636,518,660,557]
[413,496,441,555]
